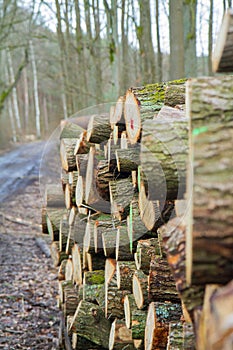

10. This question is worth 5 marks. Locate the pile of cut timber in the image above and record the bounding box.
[42,73,233,349]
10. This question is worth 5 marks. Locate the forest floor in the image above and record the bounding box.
[0,142,62,350]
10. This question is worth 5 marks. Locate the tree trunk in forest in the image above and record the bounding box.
[169,0,185,79]
[183,0,197,77]
[212,9,233,72]
[30,40,41,138]
[208,0,214,76]
[6,48,21,132]
[156,0,162,82]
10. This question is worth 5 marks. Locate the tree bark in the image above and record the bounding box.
[70,300,111,349]
[60,138,77,172]
[134,238,161,274]
[140,117,188,201]
[131,309,147,340]
[87,113,112,144]
[116,261,136,292]
[132,270,149,310]
[116,147,140,173]
[186,118,233,285]
[110,178,134,221]
[109,319,134,350]
[124,294,138,329]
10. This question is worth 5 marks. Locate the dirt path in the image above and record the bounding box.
[0,143,62,350]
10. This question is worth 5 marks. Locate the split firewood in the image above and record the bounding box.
[46,208,66,241]
[105,272,130,320]
[110,95,126,128]
[86,113,112,144]
[85,146,110,212]
[58,258,68,281]
[124,294,138,329]
[65,257,73,281]
[76,154,88,176]
[63,284,80,318]
[60,121,84,139]
[131,309,147,340]
[134,238,161,274]
[74,131,94,155]
[186,91,233,285]
[148,257,180,303]
[116,261,136,292]
[70,300,111,349]
[116,226,135,261]
[144,302,169,350]
[45,184,65,208]
[110,178,135,221]
[75,175,85,206]
[105,258,117,284]
[212,9,233,72]
[71,244,83,285]
[124,79,186,144]
[102,228,118,258]
[138,182,162,231]
[203,281,233,350]
[60,138,77,172]
[116,147,140,173]
[59,215,69,252]
[109,319,135,350]
[94,214,120,254]
[50,241,68,267]
[158,217,205,320]
[140,116,188,201]
[64,171,78,209]
[132,269,149,309]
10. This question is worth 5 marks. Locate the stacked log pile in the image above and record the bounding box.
[41,32,233,348]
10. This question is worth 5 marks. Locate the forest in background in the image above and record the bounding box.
[0,0,231,148]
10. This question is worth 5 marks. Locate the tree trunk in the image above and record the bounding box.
[186,121,233,285]
[60,138,77,172]
[109,319,134,350]
[212,9,233,72]
[116,261,136,292]
[169,0,185,80]
[134,238,161,274]
[30,40,41,138]
[132,269,149,310]
[158,217,205,320]
[7,48,21,132]
[140,116,188,201]
[148,257,180,303]
[87,113,112,144]
[110,178,134,221]
[131,309,147,340]
[70,300,111,349]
